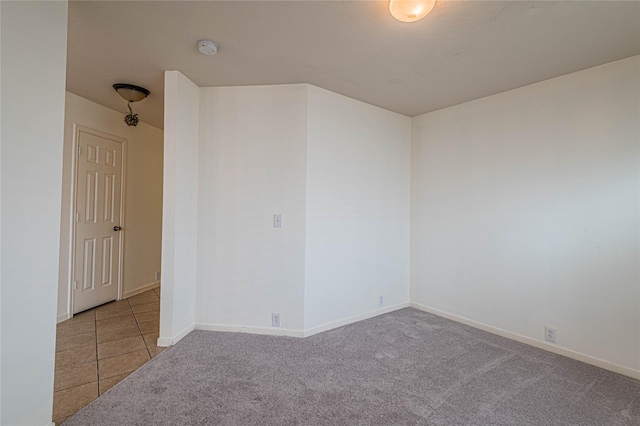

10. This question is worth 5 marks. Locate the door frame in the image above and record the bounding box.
[66,124,127,318]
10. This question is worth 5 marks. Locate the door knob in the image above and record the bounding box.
[113,226,122,231]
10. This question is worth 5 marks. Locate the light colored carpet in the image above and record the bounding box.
[65,308,640,425]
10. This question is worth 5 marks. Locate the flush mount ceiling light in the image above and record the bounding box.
[113,83,150,102]
[113,83,150,127]
[389,0,436,23]
[197,39,218,55]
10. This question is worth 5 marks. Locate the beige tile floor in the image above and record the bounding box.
[53,288,164,425]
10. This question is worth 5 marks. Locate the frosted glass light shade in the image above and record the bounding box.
[113,83,150,102]
[389,0,436,23]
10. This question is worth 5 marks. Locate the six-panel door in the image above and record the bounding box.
[73,130,123,313]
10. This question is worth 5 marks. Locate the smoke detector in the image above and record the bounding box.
[197,40,218,55]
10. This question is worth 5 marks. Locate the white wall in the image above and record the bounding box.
[160,71,199,345]
[194,84,410,335]
[196,85,308,334]
[304,86,411,332]
[0,1,68,424]
[411,56,640,373]
[58,92,163,320]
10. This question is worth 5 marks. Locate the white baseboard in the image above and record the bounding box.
[58,280,159,324]
[122,281,160,299]
[173,323,195,344]
[410,302,640,381]
[303,302,410,338]
[157,337,173,347]
[194,302,410,340]
[157,323,195,347]
[195,323,304,338]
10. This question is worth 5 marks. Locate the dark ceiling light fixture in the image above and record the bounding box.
[113,83,150,127]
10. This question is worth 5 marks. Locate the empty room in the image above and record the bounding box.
[1,1,639,425]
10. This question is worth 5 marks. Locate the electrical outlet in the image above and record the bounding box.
[272,313,281,327]
[155,271,160,281]
[545,326,557,343]
[378,295,384,307]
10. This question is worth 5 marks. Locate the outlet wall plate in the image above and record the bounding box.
[545,326,557,343]
[272,312,281,327]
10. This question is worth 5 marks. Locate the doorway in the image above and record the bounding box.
[70,126,126,314]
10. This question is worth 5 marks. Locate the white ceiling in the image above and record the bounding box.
[67,1,640,129]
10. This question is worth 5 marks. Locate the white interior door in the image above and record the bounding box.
[73,129,124,313]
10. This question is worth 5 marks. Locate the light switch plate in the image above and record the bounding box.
[274,214,282,228]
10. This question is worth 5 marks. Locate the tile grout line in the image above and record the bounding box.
[53,293,158,425]
[53,308,99,424]
[129,297,154,360]
[94,308,101,396]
